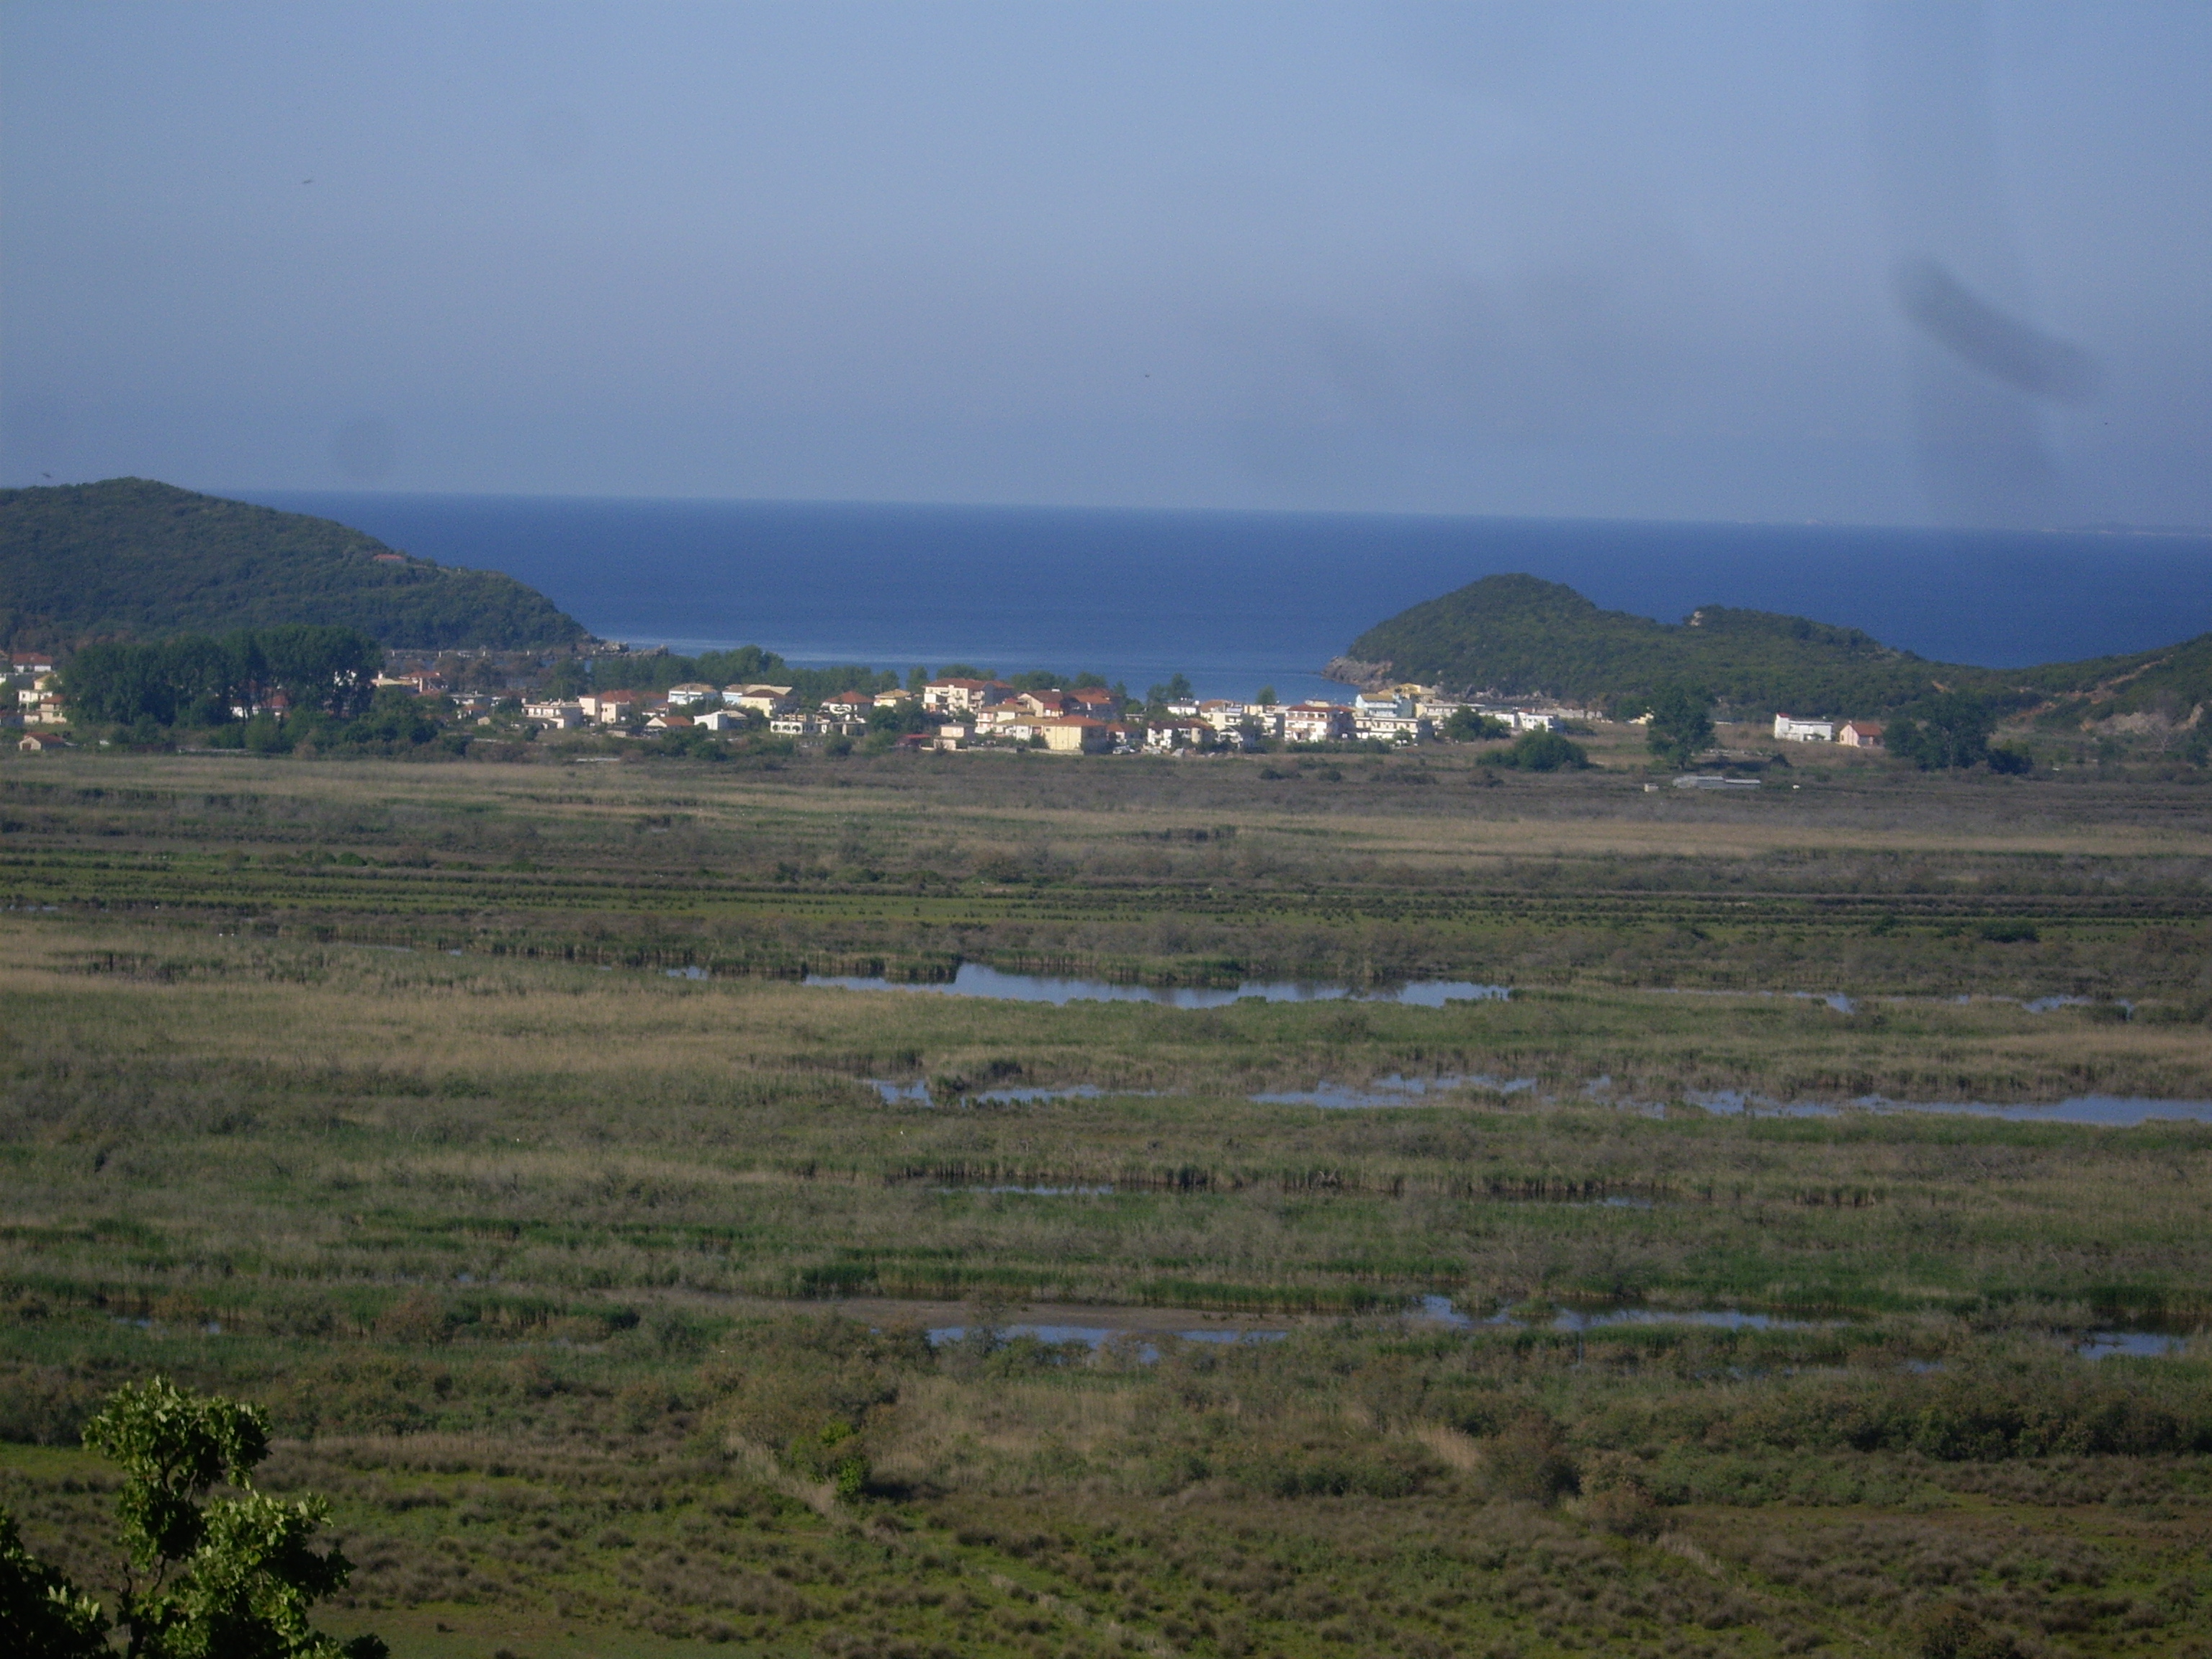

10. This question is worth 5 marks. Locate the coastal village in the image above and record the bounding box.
[7,644,1904,757]
[498,673,1582,754]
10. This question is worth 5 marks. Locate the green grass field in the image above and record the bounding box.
[4,747,2210,1658]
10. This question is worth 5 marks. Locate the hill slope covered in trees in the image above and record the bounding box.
[0,478,585,650]
[1339,572,2212,720]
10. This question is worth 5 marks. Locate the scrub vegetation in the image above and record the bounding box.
[1344,572,2212,729]
[0,480,584,651]
[2,747,2209,1657]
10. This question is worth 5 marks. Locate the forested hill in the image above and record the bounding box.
[1337,572,2212,719]
[0,478,585,651]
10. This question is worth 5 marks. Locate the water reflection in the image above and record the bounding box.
[1253,1072,1536,1108]
[925,1322,1288,1362]
[1419,1295,1818,1332]
[2077,1331,2186,1359]
[809,963,1511,1008]
[1689,1092,2212,1125]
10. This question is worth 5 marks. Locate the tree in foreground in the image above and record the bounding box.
[0,1376,385,1659]
[1,1511,109,1658]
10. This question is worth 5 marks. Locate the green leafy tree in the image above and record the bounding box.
[80,1376,385,1659]
[1,1509,109,1658]
[1444,707,1509,741]
[866,698,928,734]
[1888,691,2000,770]
[1643,684,1714,768]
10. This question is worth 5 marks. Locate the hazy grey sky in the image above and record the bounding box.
[5,1,2206,526]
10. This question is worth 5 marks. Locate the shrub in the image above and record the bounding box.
[1483,730,1591,772]
[1486,1409,1580,1503]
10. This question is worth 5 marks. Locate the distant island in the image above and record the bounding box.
[1335,572,2212,725]
[0,477,585,651]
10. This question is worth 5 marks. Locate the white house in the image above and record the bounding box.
[1144,722,1207,752]
[523,700,588,729]
[580,689,642,724]
[1195,699,1252,735]
[665,682,721,708]
[1355,711,1431,744]
[725,684,796,714]
[1037,717,1115,754]
[1837,721,1885,748]
[1280,702,1354,744]
[1773,714,1835,742]
[691,707,747,732]
[922,678,1012,715]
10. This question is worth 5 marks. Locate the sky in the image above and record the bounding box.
[4,1,2207,528]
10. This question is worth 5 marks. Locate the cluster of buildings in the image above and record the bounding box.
[9,653,63,727]
[1773,714,1885,748]
[504,673,1889,759]
[500,675,1588,753]
[516,682,833,734]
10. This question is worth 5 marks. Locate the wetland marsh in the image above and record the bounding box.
[3,745,2210,1658]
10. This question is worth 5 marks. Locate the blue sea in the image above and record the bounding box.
[243,493,2212,701]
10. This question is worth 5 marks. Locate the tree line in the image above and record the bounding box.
[60,626,382,729]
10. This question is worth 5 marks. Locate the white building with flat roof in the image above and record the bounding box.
[1773,714,1835,742]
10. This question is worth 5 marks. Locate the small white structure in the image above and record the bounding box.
[523,701,588,729]
[665,682,721,708]
[1773,714,1835,742]
[1837,721,1885,749]
[691,707,748,732]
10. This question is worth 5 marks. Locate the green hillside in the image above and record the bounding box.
[1340,572,2212,721]
[0,478,585,651]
